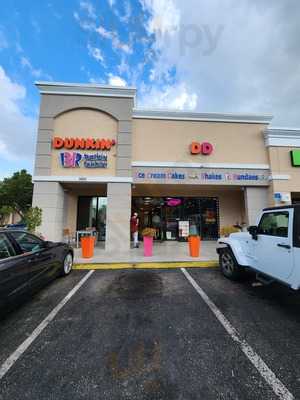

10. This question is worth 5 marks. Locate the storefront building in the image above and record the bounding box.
[32,82,300,250]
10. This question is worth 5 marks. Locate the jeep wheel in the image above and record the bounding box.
[219,249,242,280]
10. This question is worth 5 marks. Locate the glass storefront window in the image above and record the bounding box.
[132,196,219,241]
[77,197,107,241]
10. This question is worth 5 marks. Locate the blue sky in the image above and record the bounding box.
[0,0,300,179]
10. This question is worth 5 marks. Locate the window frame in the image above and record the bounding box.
[8,231,45,255]
[0,232,18,260]
[257,211,290,238]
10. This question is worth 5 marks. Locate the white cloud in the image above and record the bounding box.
[96,25,132,54]
[113,1,132,24]
[108,74,127,87]
[117,56,130,76]
[120,1,132,23]
[140,82,197,110]
[80,0,97,20]
[73,11,96,31]
[87,44,105,66]
[0,66,37,161]
[140,0,181,37]
[139,0,300,125]
[20,56,52,80]
[107,0,115,7]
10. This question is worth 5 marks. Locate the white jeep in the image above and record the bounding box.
[216,205,300,290]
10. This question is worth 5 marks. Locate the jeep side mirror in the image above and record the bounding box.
[248,225,258,240]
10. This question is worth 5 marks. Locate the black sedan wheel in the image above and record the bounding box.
[219,249,242,280]
[61,253,73,276]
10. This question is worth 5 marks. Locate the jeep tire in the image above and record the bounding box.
[219,248,242,280]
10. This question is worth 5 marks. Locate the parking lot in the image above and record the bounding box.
[0,268,299,400]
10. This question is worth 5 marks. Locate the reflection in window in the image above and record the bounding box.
[258,212,289,237]
[10,232,43,253]
[0,233,16,259]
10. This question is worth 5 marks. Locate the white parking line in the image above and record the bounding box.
[181,268,295,400]
[0,270,95,381]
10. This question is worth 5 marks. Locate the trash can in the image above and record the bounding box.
[81,236,95,258]
[188,236,201,258]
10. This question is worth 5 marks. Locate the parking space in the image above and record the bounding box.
[0,268,299,400]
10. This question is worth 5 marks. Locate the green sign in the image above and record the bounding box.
[291,150,300,167]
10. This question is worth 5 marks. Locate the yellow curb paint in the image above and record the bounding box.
[73,261,219,270]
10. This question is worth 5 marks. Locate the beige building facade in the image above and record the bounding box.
[32,82,300,249]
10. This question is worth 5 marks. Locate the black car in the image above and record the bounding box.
[0,230,73,313]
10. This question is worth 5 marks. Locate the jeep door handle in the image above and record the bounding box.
[277,243,291,249]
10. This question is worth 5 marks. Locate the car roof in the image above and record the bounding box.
[263,204,300,212]
[0,229,28,234]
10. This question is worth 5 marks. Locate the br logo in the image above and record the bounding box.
[60,152,82,168]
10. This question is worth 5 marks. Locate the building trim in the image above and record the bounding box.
[133,109,273,124]
[33,176,133,184]
[132,161,270,170]
[269,175,291,181]
[38,90,137,100]
[35,82,136,100]
[265,128,300,147]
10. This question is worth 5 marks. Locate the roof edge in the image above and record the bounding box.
[133,109,273,124]
[35,81,137,99]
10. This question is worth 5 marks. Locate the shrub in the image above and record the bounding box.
[220,225,240,237]
[142,227,156,237]
[24,207,42,233]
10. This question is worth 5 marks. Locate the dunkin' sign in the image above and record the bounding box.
[52,137,116,151]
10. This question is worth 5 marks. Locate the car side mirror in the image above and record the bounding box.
[42,240,52,248]
[248,225,258,240]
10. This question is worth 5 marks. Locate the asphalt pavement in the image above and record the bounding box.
[0,268,299,400]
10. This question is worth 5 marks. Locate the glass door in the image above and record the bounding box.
[199,198,219,240]
[164,198,183,240]
[77,197,107,241]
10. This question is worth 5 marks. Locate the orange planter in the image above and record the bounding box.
[188,236,201,257]
[81,236,95,258]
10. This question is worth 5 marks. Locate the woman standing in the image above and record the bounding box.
[130,212,139,248]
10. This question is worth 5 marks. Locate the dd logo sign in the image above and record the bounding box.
[190,141,214,155]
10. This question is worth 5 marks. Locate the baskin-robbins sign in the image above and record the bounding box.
[60,152,108,168]
[133,168,270,186]
[52,137,116,169]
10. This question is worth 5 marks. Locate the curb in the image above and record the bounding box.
[73,261,219,270]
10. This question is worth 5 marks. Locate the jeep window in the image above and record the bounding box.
[258,212,289,237]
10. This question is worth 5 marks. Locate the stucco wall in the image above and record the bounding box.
[132,119,269,165]
[269,146,300,193]
[51,109,118,177]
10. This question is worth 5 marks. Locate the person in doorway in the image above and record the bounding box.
[131,212,139,248]
[152,212,161,240]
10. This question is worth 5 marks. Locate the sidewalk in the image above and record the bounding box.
[73,240,218,265]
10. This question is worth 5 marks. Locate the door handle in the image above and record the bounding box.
[277,243,291,249]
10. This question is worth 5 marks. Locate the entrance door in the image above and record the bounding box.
[77,197,107,241]
[253,210,294,280]
[164,198,183,240]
